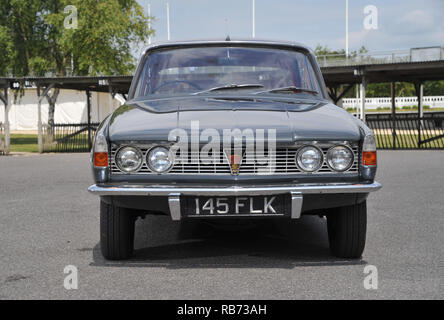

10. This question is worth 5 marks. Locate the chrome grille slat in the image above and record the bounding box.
[110,144,359,175]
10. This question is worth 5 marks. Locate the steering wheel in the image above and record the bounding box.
[151,80,201,93]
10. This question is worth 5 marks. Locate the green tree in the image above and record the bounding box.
[314,45,368,58]
[44,0,152,76]
[343,82,417,99]
[0,25,14,75]
[314,45,345,57]
[424,81,444,96]
[0,0,153,134]
[0,0,47,76]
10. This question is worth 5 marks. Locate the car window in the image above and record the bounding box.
[134,46,321,97]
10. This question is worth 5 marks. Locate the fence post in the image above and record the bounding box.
[360,76,367,123]
[37,86,43,153]
[108,83,115,113]
[415,82,424,148]
[5,89,9,155]
[0,88,10,154]
[355,84,359,118]
[36,83,56,153]
[86,90,92,151]
[391,82,396,149]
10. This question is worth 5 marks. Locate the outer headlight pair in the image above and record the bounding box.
[115,146,173,173]
[296,145,353,172]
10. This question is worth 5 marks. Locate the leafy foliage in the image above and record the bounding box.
[343,80,444,98]
[314,44,368,58]
[424,81,444,96]
[0,0,153,77]
[0,25,14,76]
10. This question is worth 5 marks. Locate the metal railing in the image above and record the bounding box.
[366,112,444,149]
[317,47,444,67]
[40,114,444,152]
[42,123,100,152]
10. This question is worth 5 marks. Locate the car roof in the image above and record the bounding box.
[141,39,314,55]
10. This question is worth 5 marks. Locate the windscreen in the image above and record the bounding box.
[134,46,321,97]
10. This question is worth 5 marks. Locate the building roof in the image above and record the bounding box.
[1,54,444,94]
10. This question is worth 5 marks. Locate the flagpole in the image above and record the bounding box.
[148,3,152,44]
[166,2,171,41]
[345,0,349,57]
[252,0,256,38]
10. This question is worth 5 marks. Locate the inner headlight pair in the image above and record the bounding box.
[296,145,353,172]
[115,146,173,173]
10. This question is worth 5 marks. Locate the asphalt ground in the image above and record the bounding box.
[0,151,442,299]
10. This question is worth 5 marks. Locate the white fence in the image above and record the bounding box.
[343,96,444,110]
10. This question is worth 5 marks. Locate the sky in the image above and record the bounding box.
[136,0,444,54]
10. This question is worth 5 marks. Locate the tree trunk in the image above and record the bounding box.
[46,88,60,143]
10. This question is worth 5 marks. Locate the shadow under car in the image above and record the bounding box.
[90,215,367,268]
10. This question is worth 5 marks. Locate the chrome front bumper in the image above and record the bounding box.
[88,182,381,221]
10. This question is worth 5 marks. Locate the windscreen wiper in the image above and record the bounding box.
[254,86,319,95]
[193,84,264,95]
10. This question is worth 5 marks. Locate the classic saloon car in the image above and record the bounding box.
[88,40,381,260]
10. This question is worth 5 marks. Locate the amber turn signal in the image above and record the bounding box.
[362,151,377,166]
[94,152,109,167]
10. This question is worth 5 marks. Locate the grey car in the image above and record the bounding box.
[88,40,381,260]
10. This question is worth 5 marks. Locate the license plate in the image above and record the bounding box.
[182,195,289,217]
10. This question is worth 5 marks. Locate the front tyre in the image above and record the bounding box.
[100,201,136,260]
[327,201,367,259]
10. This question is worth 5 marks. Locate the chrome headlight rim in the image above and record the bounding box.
[115,146,143,173]
[296,145,324,172]
[146,146,174,173]
[326,145,354,172]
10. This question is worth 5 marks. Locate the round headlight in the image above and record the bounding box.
[296,146,323,172]
[327,146,354,172]
[147,147,174,173]
[116,146,143,172]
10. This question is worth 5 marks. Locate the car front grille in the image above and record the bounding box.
[110,143,360,176]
